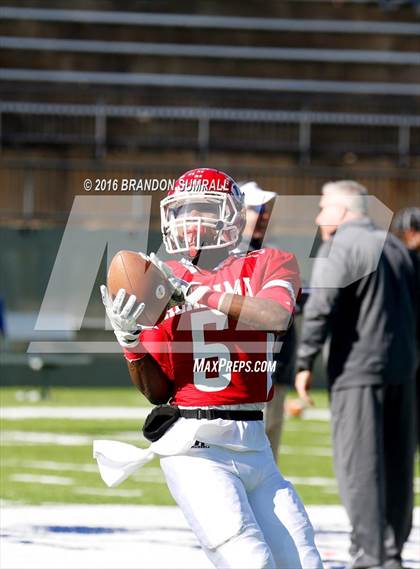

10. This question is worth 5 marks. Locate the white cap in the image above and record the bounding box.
[239,181,276,207]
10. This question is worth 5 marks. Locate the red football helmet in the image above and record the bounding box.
[160,168,245,256]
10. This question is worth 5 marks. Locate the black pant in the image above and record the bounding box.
[330,382,416,568]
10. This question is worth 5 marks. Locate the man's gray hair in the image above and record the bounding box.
[322,180,368,216]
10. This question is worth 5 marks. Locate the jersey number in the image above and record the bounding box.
[191,310,274,397]
[191,311,231,392]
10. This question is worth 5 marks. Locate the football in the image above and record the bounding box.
[107,250,173,327]
[285,398,305,418]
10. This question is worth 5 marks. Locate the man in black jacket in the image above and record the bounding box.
[295,181,417,569]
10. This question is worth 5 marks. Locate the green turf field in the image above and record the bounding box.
[1,387,418,507]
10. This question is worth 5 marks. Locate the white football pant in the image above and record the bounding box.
[160,444,323,569]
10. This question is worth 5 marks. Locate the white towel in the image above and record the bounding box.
[93,418,201,487]
[93,417,268,487]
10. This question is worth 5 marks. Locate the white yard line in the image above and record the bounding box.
[0,431,147,446]
[2,459,98,472]
[1,406,331,421]
[73,488,144,498]
[5,463,419,491]
[3,460,163,479]
[1,432,333,456]
[288,476,337,487]
[303,409,331,420]
[282,445,333,456]
[285,422,331,432]
[10,474,74,485]
[1,407,152,420]
[1,431,95,445]
[7,469,338,488]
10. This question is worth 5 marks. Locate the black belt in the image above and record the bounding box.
[179,408,263,421]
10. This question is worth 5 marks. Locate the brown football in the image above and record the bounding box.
[107,250,172,327]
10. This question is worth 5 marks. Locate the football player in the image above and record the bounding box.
[100,168,323,569]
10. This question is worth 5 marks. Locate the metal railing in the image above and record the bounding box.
[1,36,419,66]
[1,7,420,35]
[1,101,419,163]
[1,68,419,96]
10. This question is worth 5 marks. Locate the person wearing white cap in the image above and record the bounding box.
[239,181,276,252]
[239,181,298,464]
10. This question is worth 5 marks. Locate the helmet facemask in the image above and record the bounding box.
[161,191,244,256]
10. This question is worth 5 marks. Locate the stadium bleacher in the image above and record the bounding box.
[0,1,418,223]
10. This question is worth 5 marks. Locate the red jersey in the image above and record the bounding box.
[130,248,300,406]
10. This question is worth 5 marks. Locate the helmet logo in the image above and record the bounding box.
[155,284,166,299]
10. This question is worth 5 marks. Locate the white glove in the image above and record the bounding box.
[100,286,145,348]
